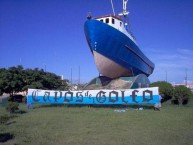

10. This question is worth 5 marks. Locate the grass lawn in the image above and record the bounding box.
[0,101,193,145]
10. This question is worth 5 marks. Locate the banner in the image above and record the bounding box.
[27,87,160,105]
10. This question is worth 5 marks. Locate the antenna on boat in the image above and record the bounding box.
[119,0,129,28]
[123,0,129,15]
[119,0,129,16]
[119,0,136,40]
[110,0,115,16]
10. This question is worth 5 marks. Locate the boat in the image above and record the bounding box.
[84,0,155,79]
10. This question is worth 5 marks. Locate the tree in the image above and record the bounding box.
[0,66,69,96]
[150,81,173,102]
[22,68,45,93]
[0,68,7,95]
[23,69,69,90]
[174,85,192,105]
[3,66,25,96]
[41,72,69,90]
[0,66,25,96]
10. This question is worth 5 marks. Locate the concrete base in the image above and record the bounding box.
[83,74,150,90]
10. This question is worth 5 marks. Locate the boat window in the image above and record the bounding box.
[100,19,103,22]
[120,22,122,26]
[105,18,109,23]
[112,18,115,24]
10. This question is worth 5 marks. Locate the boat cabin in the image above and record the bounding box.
[94,15,137,44]
[95,15,125,31]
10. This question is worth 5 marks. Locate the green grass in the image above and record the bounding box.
[0,102,193,145]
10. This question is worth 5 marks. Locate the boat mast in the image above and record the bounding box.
[119,0,129,16]
[119,0,129,29]
[119,0,135,40]
[123,0,129,16]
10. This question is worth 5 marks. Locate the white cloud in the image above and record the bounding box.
[177,48,193,55]
[145,47,193,83]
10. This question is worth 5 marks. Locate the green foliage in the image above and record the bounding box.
[150,81,173,101]
[6,102,19,113]
[7,97,12,102]
[0,66,25,96]
[0,65,69,96]
[0,114,16,124]
[0,114,10,124]
[174,85,192,105]
[151,81,193,105]
[0,68,8,95]
[22,96,27,103]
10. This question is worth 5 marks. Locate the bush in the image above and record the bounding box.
[150,81,173,102]
[22,96,27,103]
[0,115,10,124]
[6,102,19,113]
[7,97,12,102]
[174,86,192,105]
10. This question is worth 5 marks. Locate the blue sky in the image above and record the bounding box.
[0,0,193,84]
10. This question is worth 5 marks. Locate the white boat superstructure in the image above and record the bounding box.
[95,0,137,45]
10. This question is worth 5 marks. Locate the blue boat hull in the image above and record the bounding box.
[84,19,154,78]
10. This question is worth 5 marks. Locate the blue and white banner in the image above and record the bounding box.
[27,87,160,105]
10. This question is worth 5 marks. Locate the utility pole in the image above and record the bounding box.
[78,66,80,85]
[77,66,80,90]
[71,68,72,85]
[165,70,167,82]
[43,63,46,72]
[185,69,187,87]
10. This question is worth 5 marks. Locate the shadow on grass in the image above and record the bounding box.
[0,114,18,124]
[15,110,27,114]
[0,133,14,143]
[6,121,16,126]
[89,104,155,109]
[33,104,155,110]
[33,104,66,109]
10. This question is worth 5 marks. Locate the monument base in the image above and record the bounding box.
[83,74,150,90]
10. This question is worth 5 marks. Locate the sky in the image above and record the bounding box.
[0,0,193,84]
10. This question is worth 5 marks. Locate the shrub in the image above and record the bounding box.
[22,96,27,103]
[150,81,173,102]
[0,115,10,124]
[7,96,12,102]
[174,86,192,105]
[6,102,19,113]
